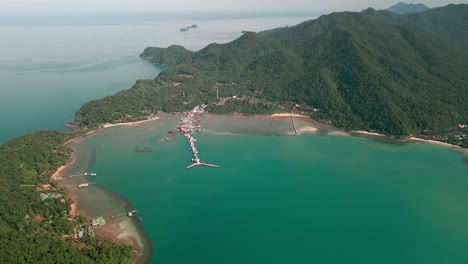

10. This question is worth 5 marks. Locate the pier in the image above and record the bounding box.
[52,172,97,181]
[77,182,96,188]
[186,162,220,169]
[111,210,139,219]
[290,114,299,135]
[178,106,220,169]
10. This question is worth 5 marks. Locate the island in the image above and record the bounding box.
[1,4,468,264]
[180,24,198,32]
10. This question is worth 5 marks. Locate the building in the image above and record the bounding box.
[91,216,106,226]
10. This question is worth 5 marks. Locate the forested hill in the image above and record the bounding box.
[387,2,430,14]
[0,131,135,263]
[75,4,468,140]
[140,45,194,65]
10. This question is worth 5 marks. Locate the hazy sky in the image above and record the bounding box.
[0,0,466,13]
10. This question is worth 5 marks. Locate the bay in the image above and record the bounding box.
[74,115,468,264]
[3,11,468,264]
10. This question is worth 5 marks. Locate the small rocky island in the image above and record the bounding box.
[180,24,198,32]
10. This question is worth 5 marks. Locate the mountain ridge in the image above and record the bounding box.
[387,2,430,14]
[76,4,468,145]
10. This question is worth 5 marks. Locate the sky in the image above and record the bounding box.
[0,0,466,13]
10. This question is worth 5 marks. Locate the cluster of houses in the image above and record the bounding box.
[283,101,319,115]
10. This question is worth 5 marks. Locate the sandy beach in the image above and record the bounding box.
[407,137,467,152]
[101,116,159,129]
[64,116,160,145]
[351,130,387,137]
[270,113,310,117]
[50,112,465,264]
[351,130,466,152]
[51,116,161,264]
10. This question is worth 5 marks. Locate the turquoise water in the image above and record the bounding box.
[0,14,310,143]
[77,117,468,264]
[0,56,161,142]
[3,12,468,264]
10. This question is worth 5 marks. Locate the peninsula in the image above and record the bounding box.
[77,4,468,148]
[1,4,467,264]
[0,131,136,263]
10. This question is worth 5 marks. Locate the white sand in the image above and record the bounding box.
[270,113,309,117]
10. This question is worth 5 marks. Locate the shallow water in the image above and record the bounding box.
[4,12,468,264]
[72,115,468,264]
[0,14,311,143]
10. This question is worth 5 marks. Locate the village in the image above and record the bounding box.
[177,105,220,169]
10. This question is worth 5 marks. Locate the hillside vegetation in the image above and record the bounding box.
[75,5,468,144]
[387,2,430,14]
[0,131,135,263]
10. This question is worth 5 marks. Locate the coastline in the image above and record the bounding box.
[351,130,387,137]
[101,117,160,129]
[270,113,310,117]
[64,116,160,145]
[407,137,467,152]
[53,116,161,264]
[351,130,467,152]
[50,113,465,264]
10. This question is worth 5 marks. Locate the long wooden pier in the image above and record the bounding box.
[180,106,220,169]
[290,114,299,135]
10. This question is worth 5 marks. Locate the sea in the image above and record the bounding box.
[2,12,468,264]
[0,12,311,144]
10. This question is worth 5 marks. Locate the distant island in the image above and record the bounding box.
[387,2,430,14]
[1,4,468,264]
[77,4,468,148]
[180,24,198,32]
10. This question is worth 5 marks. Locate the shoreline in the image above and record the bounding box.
[407,137,467,152]
[53,117,161,264]
[351,130,467,152]
[51,144,79,216]
[270,113,310,117]
[64,116,160,145]
[50,113,465,264]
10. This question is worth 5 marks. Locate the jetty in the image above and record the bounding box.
[112,210,140,219]
[178,105,219,169]
[290,114,299,135]
[52,172,97,181]
[78,182,96,188]
[186,162,220,169]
